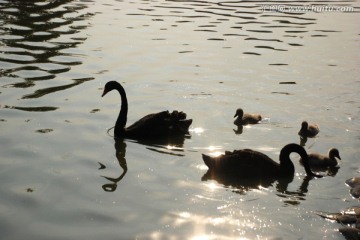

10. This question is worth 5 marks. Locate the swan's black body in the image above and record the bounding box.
[202,143,320,179]
[102,81,192,139]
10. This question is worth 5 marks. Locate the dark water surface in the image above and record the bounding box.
[1,0,360,239]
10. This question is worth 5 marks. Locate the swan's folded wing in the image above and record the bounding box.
[125,111,169,133]
[125,111,192,137]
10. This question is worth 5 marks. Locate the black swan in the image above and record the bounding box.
[233,108,262,126]
[202,143,321,179]
[300,148,341,168]
[298,121,319,138]
[102,81,192,139]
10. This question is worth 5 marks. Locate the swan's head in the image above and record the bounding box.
[102,81,120,97]
[301,121,309,129]
[234,108,244,118]
[329,148,341,160]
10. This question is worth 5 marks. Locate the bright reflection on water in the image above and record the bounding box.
[190,127,205,135]
[204,181,222,191]
[0,0,360,239]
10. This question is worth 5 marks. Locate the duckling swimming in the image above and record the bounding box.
[298,121,319,138]
[300,148,341,168]
[233,108,262,126]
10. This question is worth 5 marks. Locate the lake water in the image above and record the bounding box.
[1,0,359,239]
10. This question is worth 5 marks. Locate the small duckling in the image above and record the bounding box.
[300,148,341,168]
[298,121,319,138]
[233,108,262,126]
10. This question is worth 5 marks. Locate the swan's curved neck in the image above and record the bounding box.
[280,144,314,177]
[279,147,295,176]
[114,83,128,136]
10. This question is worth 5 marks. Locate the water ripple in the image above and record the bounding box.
[22,77,94,99]
[2,105,58,112]
[0,0,95,98]
[123,0,357,56]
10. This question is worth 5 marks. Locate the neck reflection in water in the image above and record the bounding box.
[100,138,128,192]
[99,130,190,192]
[202,171,316,206]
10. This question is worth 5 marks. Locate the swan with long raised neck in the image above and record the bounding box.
[233,108,262,126]
[298,121,319,138]
[300,148,341,168]
[102,81,192,139]
[202,143,321,179]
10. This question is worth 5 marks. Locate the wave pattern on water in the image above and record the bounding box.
[121,0,357,55]
[0,0,95,99]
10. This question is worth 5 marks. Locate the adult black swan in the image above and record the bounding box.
[202,143,321,182]
[102,81,192,139]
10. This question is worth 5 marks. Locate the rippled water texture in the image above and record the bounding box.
[1,0,360,239]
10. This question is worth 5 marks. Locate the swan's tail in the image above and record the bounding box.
[170,110,192,133]
[202,154,213,169]
[171,110,187,120]
[178,119,192,132]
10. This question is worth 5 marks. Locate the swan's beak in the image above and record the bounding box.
[234,113,238,118]
[101,89,108,97]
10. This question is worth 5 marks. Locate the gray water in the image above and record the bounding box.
[1,0,360,239]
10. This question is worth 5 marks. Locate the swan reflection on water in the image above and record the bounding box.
[100,128,191,192]
[202,170,317,205]
[132,134,191,157]
[100,138,128,192]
